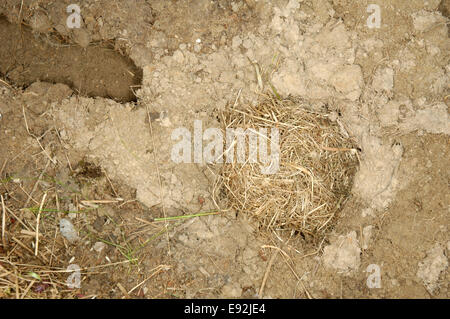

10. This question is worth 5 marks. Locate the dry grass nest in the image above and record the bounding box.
[216,95,360,240]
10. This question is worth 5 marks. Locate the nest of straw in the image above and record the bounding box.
[217,95,359,239]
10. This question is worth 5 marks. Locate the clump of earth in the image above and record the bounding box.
[0,0,448,298]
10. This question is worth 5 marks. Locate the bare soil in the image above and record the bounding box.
[0,0,448,299]
[0,16,142,102]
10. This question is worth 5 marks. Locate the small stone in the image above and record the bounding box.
[93,241,106,253]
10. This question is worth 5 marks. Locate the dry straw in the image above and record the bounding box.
[216,95,359,240]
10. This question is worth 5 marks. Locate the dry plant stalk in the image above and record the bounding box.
[217,95,359,239]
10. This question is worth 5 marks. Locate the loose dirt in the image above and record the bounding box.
[0,16,142,102]
[0,0,448,299]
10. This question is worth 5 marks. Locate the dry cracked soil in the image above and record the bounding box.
[0,0,448,299]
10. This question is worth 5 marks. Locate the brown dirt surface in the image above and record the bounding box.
[0,0,448,299]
